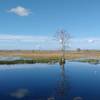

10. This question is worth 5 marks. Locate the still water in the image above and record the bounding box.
[0,62,100,100]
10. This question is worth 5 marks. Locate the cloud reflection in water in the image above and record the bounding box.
[10,88,29,99]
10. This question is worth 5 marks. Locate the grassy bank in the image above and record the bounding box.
[0,50,100,64]
[76,59,100,64]
[0,57,59,65]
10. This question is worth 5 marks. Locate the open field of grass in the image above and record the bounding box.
[0,50,100,64]
[0,50,100,59]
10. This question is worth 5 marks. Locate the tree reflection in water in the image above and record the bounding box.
[48,62,70,100]
[49,63,83,100]
[9,63,70,100]
[56,63,70,99]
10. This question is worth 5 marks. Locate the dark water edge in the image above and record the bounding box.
[0,59,57,65]
[0,56,100,65]
[0,57,59,65]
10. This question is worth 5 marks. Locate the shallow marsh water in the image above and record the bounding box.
[0,62,100,100]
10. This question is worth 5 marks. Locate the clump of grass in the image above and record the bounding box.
[0,57,60,65]
[0,60,33,65]
[77,59,100,64]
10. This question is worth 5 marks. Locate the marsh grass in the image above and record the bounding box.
[0,50,100,64]
[78,59,99,63]
[0,57,59,65]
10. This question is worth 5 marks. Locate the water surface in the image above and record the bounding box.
[0,62,100,100]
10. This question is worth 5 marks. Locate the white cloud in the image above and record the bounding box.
[0,34,52,43]
[0,34,59,50]
[0,35,100,45]
[88,39,95,43]
[0,34,100,50]
[72,38,100,43]
[86,38,100,44]
[0,34,58,50]
[7,6,31,16]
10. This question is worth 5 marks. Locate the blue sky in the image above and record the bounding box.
[0,0,100,50]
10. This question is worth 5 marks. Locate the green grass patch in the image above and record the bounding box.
[77,59,100,64]
[0,57,60,65]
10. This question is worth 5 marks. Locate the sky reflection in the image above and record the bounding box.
[0,62,99,100]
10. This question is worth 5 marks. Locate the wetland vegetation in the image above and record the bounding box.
[0,50,100,64]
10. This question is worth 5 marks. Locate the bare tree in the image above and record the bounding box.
[55,29,72,59]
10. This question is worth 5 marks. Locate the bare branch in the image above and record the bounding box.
[55,29,72,58]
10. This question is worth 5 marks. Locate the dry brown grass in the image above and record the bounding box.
[0,50,100,60]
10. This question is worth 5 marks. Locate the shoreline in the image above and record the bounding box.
[0,57,99,65]
[0,50,100,64]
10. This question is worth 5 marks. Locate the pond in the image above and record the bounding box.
[0,56,32,61]
[0,62,100,100]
